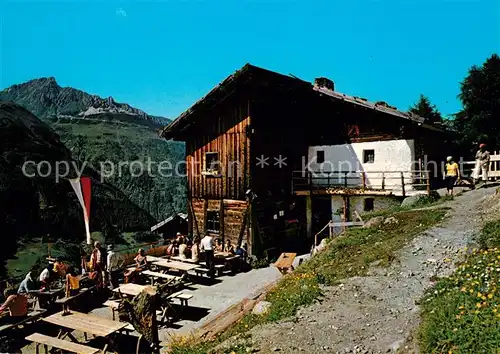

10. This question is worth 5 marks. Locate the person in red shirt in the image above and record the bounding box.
[0,287,28,325]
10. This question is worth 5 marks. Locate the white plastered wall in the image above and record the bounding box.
[308,139,417,193]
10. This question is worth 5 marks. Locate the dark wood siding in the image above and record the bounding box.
[186,100,251,201]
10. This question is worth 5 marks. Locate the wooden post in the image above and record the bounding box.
[306,194,312,243]
[203,198,208,234]
[220,198,225,244]
[381,172,385,190]
[426,170,431,195]
[361,172,366,190]
[401,172,406,197]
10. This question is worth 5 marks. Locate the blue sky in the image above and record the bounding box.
[1,0,499,119]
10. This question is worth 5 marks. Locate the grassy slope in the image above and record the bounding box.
[170,207,448,354]
[53,121,186,221]
[418,219,500,354]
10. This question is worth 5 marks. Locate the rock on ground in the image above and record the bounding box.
[215,186,498,354]
[252,301,272,315]
[363,216,384,228]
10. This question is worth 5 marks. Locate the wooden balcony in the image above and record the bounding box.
[291,170,431,197]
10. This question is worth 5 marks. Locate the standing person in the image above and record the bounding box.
[106,244,123,290]
[473,143,491,186]
[65,267,80,297]
[444,156,460,196]
[39,265,54,290]
[200,233,215,278]
[0,288,28,325]
[90,241,106,289]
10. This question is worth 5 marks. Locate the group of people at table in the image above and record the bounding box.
[0,258,80,325]
[0,233,248,325]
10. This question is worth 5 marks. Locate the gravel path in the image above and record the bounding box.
[220,187,498,354]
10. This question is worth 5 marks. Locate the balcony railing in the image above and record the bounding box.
[292,170,431,197]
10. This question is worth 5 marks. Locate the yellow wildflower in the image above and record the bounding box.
[482,296,487,301]
[488,294,494,299]
[459,305,465,309]
[477,292,483,298]
[476,303,482,308]
[461,287,467,292]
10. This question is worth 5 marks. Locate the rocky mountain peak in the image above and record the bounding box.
[0,78,170,127]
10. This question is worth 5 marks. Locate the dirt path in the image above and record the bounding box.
[218,187,498,354]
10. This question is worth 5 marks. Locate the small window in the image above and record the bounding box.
[316,150,325,163]
[205,152,220,172]
[364,198,374,212]
[206,210,220,233]
[363,149,375,163]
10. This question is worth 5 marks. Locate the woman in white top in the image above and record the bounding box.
[191,237,200,262]
[178,241,188,259]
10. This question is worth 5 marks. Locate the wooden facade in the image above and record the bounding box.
[162,64,452,256]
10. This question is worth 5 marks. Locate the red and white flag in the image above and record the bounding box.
[69,177,92,245]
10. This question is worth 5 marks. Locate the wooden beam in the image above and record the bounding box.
[220,198,225,244]
[306,194,312,241]
[189,198,200,237]
[203,198,208,235]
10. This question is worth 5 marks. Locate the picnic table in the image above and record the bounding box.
[113,283,148,297]
[30,287,64,310]
[273,252,297,274]
[142,270,181,285]
[145,255,166,263]
[40,310,127,352]
[153,259,200,272]
[170,256,199,264]
[214,251,233,258]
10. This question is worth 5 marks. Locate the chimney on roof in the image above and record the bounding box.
[314,77,334,91]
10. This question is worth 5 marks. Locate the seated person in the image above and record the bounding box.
[65,267,80,297]
[167,241,178,257]
[178,241,188,259]
[0,287,28,325]
[18,269,36,294]
[135,248,148,269]
[215,239,223,252]
[191,237,200,262]
[224,240,235,254]
[235,243,248,261]
[125,249,147,284]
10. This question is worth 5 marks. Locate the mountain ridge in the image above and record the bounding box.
[0,77,171,127]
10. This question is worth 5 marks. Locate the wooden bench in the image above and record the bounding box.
[103,300,121,320]
[142,270,180,285]
[195,264,225,277]
[168,292,193,310]
[55,286,95,312]
[25,333,100,354]
[0,309,47,333]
